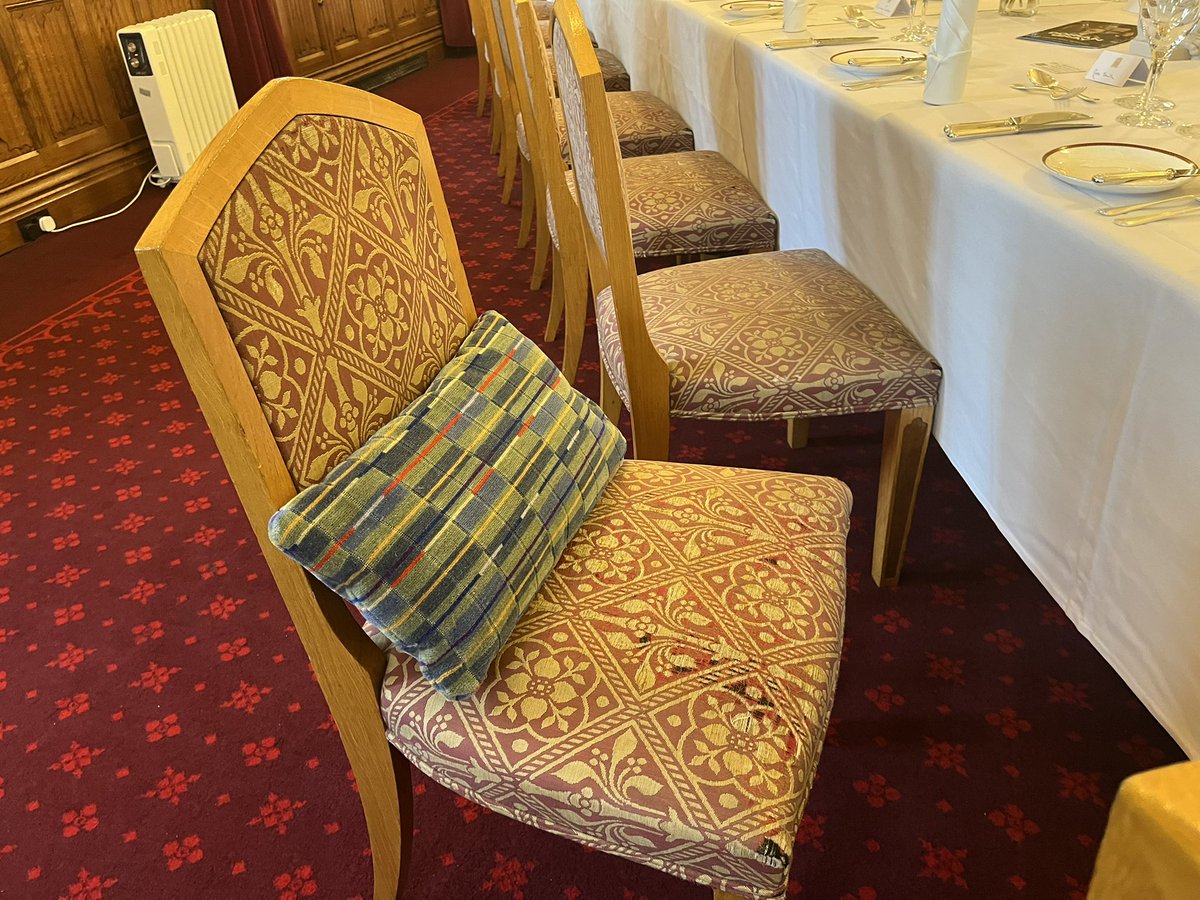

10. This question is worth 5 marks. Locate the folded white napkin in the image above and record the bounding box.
[922,0,979,105]
[784,0,808,32]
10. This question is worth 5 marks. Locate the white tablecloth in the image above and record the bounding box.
[578,0,1200,757]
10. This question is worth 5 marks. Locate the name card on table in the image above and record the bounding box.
[1086,50,1150,86]
[875,0,911,17]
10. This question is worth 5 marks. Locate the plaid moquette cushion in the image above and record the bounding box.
[268,312,627,698]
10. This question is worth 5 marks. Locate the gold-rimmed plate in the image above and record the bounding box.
[1042,142,1198,195]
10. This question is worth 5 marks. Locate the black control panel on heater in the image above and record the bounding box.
[120,33,152,78]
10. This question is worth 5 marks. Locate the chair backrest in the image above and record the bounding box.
[135,78,476,894]
[550,0,669,452]
[476,0,512,102]
[466,0,490,64]
[512,0,569,209]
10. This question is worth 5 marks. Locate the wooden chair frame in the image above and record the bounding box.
[466,0,492,118]
[474,0,523,205]
[552,0,933,586]
[486,0,541,247]
[135,78,481,900]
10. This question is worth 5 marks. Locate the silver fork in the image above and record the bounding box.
[843,4,885,27]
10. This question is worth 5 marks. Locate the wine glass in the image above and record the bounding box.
[895,0,935,43]
[1116,0,1200,128]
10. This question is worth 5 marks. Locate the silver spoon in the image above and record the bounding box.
[1029,67,1099,103]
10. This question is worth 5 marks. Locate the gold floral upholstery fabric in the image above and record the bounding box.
[562,152,778,259]
[551,92,695,160]
[379,459,851,898]
[596,250,942,420]
[621,152,778,256]
[595,48,631,92]
[543,24,631,91]
[199,114,471,487]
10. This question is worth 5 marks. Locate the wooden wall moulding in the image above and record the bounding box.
[273,0,444,83]
[0,0,444,257]
[0,0,209,256]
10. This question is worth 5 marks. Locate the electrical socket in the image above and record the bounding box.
[17,209,51,242]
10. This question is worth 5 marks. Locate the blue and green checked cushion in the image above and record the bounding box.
[267,312,626,699]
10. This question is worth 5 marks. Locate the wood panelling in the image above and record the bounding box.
[73,0,140,120]
[0,68,35,163]
[272,0,442,84]
[275,0,332,74]
[9,1,103,142]
[1,0,442,256]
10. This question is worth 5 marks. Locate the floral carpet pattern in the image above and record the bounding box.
[0,93,1184,899]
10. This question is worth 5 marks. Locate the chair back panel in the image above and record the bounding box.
[550,6,613,266]
[515,0,571,207]
[198,112,473,488]
[489,0,517,83]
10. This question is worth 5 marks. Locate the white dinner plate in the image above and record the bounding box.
[720,0,783,17]
[1042,142,1199,195]
[830,47,926,76]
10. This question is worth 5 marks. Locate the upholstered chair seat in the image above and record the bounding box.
[380,459,851,899]
[533,0,554,16]
[515,92,694,163]
[595,251,942,421]
[554,92,695,158]
[557,152,778,258]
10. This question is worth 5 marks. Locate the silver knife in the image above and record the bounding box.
[766,36,882,49]
[944,111,1100,141]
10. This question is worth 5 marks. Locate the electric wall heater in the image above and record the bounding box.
[117,10,238,181]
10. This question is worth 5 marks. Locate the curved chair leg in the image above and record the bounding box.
[560,252,589,384]
[787,417,810,449]
[389,745,415,899]
[872,404,935,588]
[476,61,489,117]
[545,248,564,343]
[530,211,551,290]
[599,360,623,426]
[490,110,501,155]
[517,156,536,248]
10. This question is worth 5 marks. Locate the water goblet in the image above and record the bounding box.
[1115,0,1200,128]
[894,0,934,42]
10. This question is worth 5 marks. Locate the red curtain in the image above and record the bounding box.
[212,0,294,106]
[440,0,474,47]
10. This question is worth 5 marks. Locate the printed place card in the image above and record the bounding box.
[1086,49,1149,86]
[875,0,910,17]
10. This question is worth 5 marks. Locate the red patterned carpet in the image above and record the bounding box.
[0,89,1185,900]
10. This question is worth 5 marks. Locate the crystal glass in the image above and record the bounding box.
[895,0,935,43]
[1116,0,1200,128]
[999,0,1039,17]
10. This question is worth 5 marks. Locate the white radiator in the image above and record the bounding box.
[117,10,238,181]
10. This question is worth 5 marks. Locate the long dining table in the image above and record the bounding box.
[575,0,1200,757]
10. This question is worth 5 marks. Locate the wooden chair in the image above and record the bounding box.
[466,0,491,118]
[494,0,694,360]
[552,0,943,586]
[136,76,854,900]
[522,2,781,387]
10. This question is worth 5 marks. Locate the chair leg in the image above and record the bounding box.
[545,249,564,343]
[560,252,589,384]
[476,61,489,117]
[872,404,935,588]
[787,417,809,449]
[517,156,536,248]
[530,210,551,290]
[490,110,501,154]
[599,359,623,425]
